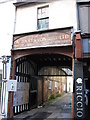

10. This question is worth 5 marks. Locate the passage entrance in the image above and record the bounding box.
[13,57,37,115]
[37,67,72,106]
[13,54,73,116]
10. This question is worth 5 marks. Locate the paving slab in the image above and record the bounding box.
[48,112,72,118]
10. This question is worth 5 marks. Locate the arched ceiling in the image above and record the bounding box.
[28,53,72,71]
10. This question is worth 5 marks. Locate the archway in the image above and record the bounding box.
[13,53,73,117]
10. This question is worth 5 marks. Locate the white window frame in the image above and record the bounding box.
[55,81,58,88]
[48,81,52,89]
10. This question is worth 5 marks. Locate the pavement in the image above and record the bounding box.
[0,97,5,120]
[13,93,73,120]
[0,98,4,120]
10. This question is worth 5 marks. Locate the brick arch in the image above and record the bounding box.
[12,46,73,60]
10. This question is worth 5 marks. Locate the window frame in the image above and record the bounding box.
[48,80,52,90]
[82,38,90,53]
[37,5,49,30]
[78,3,90,33]
[55,81,58,88]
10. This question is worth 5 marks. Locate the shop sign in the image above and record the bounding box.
[13,28,72,50]
[75,78,84,118]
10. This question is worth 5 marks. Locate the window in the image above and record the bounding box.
[48,81,52,89]
[37,6,49,30]
[82,38,90,53]
[55,81,58,88]
[78,3,90,33]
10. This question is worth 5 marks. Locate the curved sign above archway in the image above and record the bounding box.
[13,27,73,50]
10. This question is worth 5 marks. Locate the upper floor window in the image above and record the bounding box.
[82,38,90,53]
[78,3,90,33]
[37,6,49,30]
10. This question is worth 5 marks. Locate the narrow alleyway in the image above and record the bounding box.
[14,93,72,119]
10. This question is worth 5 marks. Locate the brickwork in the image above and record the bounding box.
[38,79,42,105]
[75,32,82,59]
[9,27,73,118]
[8,51,16,118]
[37,67,67,104]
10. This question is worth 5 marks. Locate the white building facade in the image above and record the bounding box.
[0,1,16,119]
[0,1,16,74]
[9,0,78,118]
[2,0,90,119]
[14,0,78,34]
[0,0,90,119]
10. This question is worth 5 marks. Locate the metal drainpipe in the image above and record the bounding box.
[72,29,75,119]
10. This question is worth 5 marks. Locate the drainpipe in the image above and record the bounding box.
[72,28,75,119]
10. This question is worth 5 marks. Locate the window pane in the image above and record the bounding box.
[55,81,58,88]
[37,6,49,19]
[48,81,52,89]
[46,7,49,16]
[38,19,42,29]
[79,5,90,33]
[38,9,41,19]
[45,18,49,28]
[38,18,49,30]
[82,39,88,53]
[46,18,48,22]
[42,7,46,14]
[38,8,41,14]
[42,8,46,18]
[46,23,49,29]
[88,39,90,52]
[42,19,45,28]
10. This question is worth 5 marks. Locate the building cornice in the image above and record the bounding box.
[13,26,73,37]
[13,0,58,7]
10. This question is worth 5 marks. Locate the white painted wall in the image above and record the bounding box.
[67,76,73,93]
[15,0,78,34]
[0,1,15,70]
[0,2,15,56]
[49,0,77,30]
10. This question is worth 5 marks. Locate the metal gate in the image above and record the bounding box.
[29,76,37,109]
[13,57,37,115]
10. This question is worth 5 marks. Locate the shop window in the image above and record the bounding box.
[37,6,49,30]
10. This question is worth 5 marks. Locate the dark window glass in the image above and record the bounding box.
[82,38,90,53]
